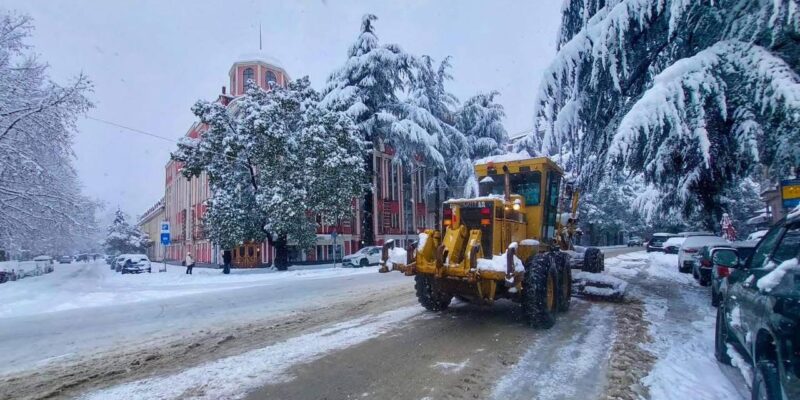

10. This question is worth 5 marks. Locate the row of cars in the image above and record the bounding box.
[107,254,153,274]
[646,215,799,399]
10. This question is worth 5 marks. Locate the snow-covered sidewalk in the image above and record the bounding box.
[0,261,379,319]
[605,251,748,399]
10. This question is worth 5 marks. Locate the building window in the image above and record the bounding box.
[265,70,278,87]
[316,246,323,261]
[243,67,254,88]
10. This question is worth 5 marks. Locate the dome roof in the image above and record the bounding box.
[234,51,285,70]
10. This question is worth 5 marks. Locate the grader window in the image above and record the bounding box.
[510,171,541,205]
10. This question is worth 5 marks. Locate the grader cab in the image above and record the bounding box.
[379,155,604,328]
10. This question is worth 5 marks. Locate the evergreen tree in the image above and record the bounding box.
[174,78,366,270]
[103,210,150,255]
[455,92,508,197]
[321,14,444,245]
[523,0,799,229]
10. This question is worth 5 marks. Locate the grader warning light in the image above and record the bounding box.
[379,155,605,329]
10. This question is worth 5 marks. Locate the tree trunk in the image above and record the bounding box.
[361,151,375,246]
[272,234,290,271]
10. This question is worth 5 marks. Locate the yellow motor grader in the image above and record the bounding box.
[378,155,604,328]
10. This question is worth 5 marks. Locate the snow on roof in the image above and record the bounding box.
[474,150,532,165]
[234,51,285,70]
[445,194,505,203]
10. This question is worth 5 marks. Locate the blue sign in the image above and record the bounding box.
[160,232,171,245]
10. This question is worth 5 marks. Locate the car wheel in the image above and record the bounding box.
[359,258,368,268]
[752,360,783,400]
[714,306,732,365]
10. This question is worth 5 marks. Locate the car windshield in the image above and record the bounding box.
[2,3,792,399]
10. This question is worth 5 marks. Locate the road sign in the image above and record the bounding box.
[782,179,800,208]
[160,232,170,246]
[160,221,170,233]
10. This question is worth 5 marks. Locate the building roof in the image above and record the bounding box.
[233,51,285,70]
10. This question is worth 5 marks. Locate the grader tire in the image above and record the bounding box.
[522,255,558,329]
[415,275,452,311]
[582,247,603,273]
[548,252,571,312]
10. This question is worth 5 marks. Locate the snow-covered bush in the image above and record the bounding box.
[103,210,150,255]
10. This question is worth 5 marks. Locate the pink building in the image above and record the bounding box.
[160,53,430,267]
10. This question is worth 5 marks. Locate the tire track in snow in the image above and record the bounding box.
[491,301,615,400]
[81,306,422,400]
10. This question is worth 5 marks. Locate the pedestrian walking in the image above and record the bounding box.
[222,250,232,275]
[185,252,195,275]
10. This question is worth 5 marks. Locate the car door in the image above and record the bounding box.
[726,225,785,348]
[367,248,382,264]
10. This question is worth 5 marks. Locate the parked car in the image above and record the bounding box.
[341,246,382,267]
[106,255,117,268]
[662,236,686,255]
[746,229,769,242]
[58,255,72,264]
[710,241,757,307]
[114,255,128,272]
[647,233,676,252]
[120,254,152,274]
[715,212,800,400]
[678,235,727,273]
[627,237,643,247]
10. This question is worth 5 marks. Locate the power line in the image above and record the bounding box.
[85,116,177,143]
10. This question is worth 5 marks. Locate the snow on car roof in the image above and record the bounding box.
[683,236,727,246]
[663,237,685,245]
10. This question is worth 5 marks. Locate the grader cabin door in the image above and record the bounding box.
[234,243,261,268]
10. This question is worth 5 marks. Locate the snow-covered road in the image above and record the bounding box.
[0,248,751,400]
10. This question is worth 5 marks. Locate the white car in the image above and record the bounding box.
[120,254,152,274]
[677,235,728,273]
[662,236,686,254]
[341,246,382,267]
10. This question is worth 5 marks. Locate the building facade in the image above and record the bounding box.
[137,198,165,261]
[156,52,430,267]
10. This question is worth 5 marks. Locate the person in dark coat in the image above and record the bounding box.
[222,250,232,275]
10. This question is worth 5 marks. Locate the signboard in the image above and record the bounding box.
[160,221,170,246]
[782,179,800,208]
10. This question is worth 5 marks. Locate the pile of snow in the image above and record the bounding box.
[476,244,525,274]
[573,271,628,299]
[386,247,407,267]
[418,232,428,250]
[645,252,695,284]
[756,257,799,292]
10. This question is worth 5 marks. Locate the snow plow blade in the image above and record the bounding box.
[572,271,627,301]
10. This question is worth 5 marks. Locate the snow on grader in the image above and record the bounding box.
[379,155,609,328]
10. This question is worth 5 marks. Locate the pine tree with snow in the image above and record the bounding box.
[523,0,800,229]
[103,210,150,255]
[455,92,508,197]
[174,78,366,270]
[321,14,444,244]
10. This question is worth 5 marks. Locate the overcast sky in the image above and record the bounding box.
[3,0,563,217]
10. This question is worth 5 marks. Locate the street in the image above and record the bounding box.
[0,247,750,400]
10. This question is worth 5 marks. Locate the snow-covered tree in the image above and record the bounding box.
[103,210,150,255]
[321,14,444,244]
[174,78,367,269]
[455,91,508,197]
[0,12,96,256]
[523,0,800,229]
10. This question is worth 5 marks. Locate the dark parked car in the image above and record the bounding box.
[120,254,152,274]
[646,233,676,253]
[709,241,757,307]
[58,255,72,264]
[715,212,800,400]
[627,237,643,247]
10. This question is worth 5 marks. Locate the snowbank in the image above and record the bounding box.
[386,247,407,267]
[0,261,381,319]
[756,257,799,292]
[573,271,628,298]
